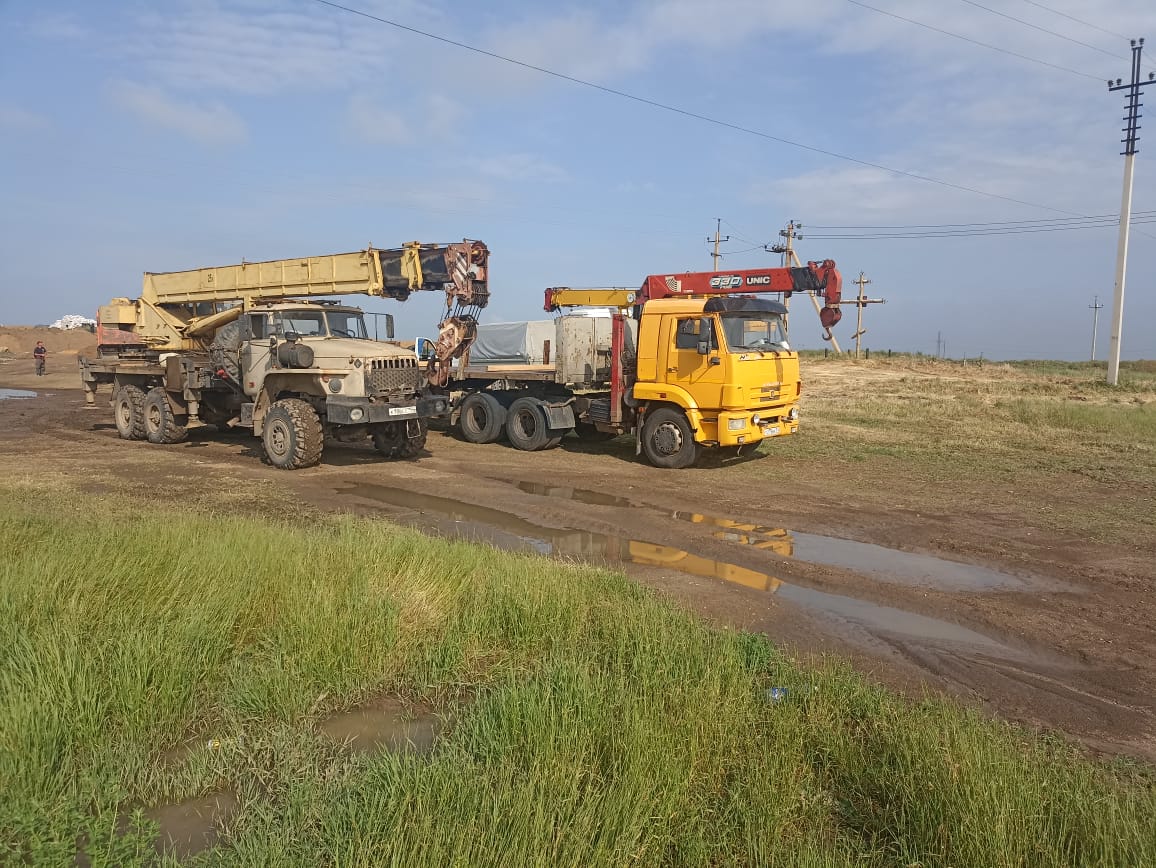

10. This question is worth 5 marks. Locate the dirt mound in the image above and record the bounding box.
[0,326,97,358]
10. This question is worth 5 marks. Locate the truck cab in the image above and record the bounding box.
[633,296,800,465]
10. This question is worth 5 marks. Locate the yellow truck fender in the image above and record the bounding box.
[631,383,713,441]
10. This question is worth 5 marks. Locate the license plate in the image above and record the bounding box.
[762,425,780,437]
[388,406,418,417]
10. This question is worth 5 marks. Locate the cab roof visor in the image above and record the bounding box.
[702,297,788,315]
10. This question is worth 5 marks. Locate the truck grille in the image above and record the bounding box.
[365,357,422,394]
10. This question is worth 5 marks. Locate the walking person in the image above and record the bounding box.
[33,341,47,376]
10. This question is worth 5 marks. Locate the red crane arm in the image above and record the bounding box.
[543,260,842,328]
[639,260,843,327]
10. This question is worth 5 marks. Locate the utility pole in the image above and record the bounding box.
[707,218,730,271]
[843,271,886,359]
[936,331,943,359]
[1089,295,1104,361]
[1106,38,1154,385]
[766,220,844,353]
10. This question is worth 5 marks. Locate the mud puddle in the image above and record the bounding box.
[144,790,237,860]
[0,388,36,400]
[340,482,1029,658]
[320,697,442,754]
[515,480,1038,591]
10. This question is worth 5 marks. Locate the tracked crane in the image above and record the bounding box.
[80,241,490,469]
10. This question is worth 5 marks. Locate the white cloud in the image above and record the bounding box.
[473,153,569,183]
[109,82,248,146]
[21,11,87,41]
[347,94,412,145]
[345,91,466,145]
[0,106,50,132]
[119,0,442,96]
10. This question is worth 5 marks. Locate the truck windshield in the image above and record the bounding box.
[324,310,369,339]
[720,314,789,352]
[274,310,369,338]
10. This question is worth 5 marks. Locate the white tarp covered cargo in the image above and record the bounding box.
[470,320,555,364]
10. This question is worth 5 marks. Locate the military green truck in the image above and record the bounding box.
[79,242,489,468]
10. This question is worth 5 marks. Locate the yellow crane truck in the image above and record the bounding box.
[80,242,489,469]
[451,260,843,468]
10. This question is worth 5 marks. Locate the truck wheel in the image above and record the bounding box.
[506,396,554,451]
[458,392,507,444]
[371,420,428,459]
[262,399,323,469]
[113,385,147,441]
[641,407,701,469]
[144,387,188,444]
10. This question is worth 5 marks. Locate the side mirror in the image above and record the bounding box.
[697,317,713,354]
[384,313,395,341]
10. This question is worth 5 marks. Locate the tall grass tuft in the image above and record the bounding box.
[1,490,1153,865]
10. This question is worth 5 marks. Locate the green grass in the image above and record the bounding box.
[2,490,1154,866]
[739,357,1156,548]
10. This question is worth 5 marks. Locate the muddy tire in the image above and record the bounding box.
[505,396,554,451]
[144,387,188,444]
[113,384,147,441]
[262,398,323,470]
[458,392,507,444]
[371,420,428,459]
[641,407,701,469]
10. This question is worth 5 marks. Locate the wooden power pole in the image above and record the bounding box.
[845,271,886,359]
[767,220,844,353]
[707,218,729,271]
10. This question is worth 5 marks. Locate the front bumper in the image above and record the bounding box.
[691,405,799,447]
[326,394,450,425]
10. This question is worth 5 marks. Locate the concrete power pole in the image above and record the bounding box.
[1106,39,1154,385]
[707,218,730,271]
[1089,295,1104,361]
[766,220,844,353]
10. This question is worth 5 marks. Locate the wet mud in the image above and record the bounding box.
[144,791,237,860]
[319,697,442,755]
[3,386,1153,757]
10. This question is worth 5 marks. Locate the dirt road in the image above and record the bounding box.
[3,368,1153,759]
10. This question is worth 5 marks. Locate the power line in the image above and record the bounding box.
[311,0,1094,217]
[810,211,1156,230]
[1016,0,1130,44]
[721,219,760,246]
[808,218,1156,239]
[841,0,1104,81]
[952,0,1126,62]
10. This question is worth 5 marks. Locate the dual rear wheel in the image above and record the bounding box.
[457,393,563,451]
[114,385,187,444]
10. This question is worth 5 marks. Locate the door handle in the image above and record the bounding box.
[666,366,677,372]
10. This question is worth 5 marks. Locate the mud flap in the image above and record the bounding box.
[543,403,576,431]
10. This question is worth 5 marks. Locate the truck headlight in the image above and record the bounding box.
[752,413,762,426]
[329,378,342,393]
[788,407,799,421]
[350,407,364,421]
[728,418,745,431]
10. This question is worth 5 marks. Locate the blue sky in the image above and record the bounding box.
[2,0,1155,360]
